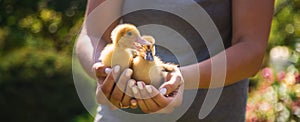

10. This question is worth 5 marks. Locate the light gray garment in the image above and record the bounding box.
[95,0,248,121]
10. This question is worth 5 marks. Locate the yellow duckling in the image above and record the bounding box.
[132,35,177,88]
[99,24,150,72]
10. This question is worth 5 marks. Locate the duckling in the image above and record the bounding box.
[99,24,150,73]
[132,35,177,88]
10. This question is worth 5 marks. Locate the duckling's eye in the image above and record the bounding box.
[127,32,132,36]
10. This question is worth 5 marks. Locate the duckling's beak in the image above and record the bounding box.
[145,48,154,61]
[133,36,151,50]
[136,36,151,45]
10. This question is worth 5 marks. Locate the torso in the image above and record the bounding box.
[95,0,248,121]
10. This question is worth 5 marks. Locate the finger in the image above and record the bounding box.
[92,62,110,78]
[142,85,160,113]
[101,65,121,100]
[145,85,170,107]
[159,74,182,95]
[132,85,149,113]
[121,79,136,107]
[110,69,133,108]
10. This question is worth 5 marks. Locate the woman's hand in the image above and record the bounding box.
[93,62,137,110]
[131,68,184,113]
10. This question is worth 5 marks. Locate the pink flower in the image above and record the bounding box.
[277,71,286,81]
[261,67,274,82]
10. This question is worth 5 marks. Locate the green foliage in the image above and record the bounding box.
[1,0,300,121]
[0,0,88,121]
[247,0,300,121]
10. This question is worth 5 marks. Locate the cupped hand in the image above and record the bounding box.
[93,62,137,110]
[131,68,184,113]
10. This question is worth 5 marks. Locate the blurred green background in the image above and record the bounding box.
[0,0,299,122]
[0,0,92,121]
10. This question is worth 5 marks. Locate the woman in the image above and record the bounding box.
[76,0,274,121]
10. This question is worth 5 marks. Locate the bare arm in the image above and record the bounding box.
[76,0,123,78]
[180,0,274,88]
[76,0,139,109]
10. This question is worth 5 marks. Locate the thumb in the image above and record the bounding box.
[92,62,111,78]
[159,74,182,95]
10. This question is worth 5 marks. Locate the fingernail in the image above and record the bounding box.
[128,80,135,88]
[131,100,137,106]
[131,102,136,106]
[105,68,112,74]
[132,87,138,94]
[146,85,152,93]
[126,69,132,77]
[114,65,120,73]
[160,88,167,95]
[137,82,144,90]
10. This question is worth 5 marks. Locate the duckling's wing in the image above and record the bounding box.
[99,44,114,66]
[154,56,178,72]
[162,63,178,72]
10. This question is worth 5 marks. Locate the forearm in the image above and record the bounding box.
[180,39,267,89]
[75,0,122,79]
[76,31,107,79]
[180,0,274,89]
